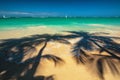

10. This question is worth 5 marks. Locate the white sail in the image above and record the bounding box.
[65,15,67,18]
[3,15,6,18]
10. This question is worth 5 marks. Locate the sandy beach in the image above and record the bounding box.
[0,27,120,80]
[34,41,120,80]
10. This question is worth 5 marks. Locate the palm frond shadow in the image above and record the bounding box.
[65,31,120,80]
[88,55,120,80]
[42,54,64,66]
[0,34,68,80]
[33,75,54,80]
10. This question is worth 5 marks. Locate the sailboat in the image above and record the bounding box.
[65,15,68,18]
[2,15,6,18]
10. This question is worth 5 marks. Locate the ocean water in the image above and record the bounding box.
[0,17,120,31]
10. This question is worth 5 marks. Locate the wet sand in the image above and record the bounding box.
[1,25,120,39]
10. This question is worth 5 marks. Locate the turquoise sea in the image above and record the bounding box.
[0,17,120,31]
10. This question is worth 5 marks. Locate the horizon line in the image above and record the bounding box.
[0,16,120,18]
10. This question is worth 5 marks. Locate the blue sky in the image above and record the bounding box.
[0,0,120,17]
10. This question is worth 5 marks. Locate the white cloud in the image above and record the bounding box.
[0,11,32,15]
[0,11,60,17]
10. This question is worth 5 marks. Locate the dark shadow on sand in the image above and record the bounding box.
[64,31,120,80]
[0,31,120,80]
[0,34,69,80]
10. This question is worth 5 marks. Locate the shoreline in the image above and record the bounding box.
[0,26,120,39]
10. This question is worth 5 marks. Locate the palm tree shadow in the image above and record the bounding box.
[64,31,120,80]
[0,34,68,80]
[33,75,54,80]
[1,31,120,80]
[0,57,34,80]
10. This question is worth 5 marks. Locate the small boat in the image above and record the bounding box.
[2,15,6,18]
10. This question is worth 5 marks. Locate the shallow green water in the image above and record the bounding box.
[0,17,120,31]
